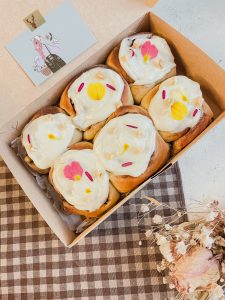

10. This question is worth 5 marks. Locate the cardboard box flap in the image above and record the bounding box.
[0,0,150,129]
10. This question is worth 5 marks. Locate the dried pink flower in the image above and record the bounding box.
[171,247,220,294]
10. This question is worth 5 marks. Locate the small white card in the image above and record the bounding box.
[6,1,96,86]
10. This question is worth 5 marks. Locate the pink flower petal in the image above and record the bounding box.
[141,41,151,56]
[162,90,166,100]
[171,247,220,294]
[129,49,135,57]
[121,162,133,167]
[64,161,83,180]
[149,44,158,59]
[27,134,31,144]
[85,171,93,182]
[193,108,198,117]
[140,41,158,59]
[125,124,138,129]
[106,84,116,91]
[77,82,84,93]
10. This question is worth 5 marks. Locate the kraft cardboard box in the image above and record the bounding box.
[0,2,225,247]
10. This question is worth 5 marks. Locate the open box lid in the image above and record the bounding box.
[0,0,156,129]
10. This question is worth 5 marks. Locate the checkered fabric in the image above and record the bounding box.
[0,158,185,300]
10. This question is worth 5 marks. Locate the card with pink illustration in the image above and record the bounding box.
[6,1,96,86]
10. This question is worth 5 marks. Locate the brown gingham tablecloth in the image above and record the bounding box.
[0,158,185,300]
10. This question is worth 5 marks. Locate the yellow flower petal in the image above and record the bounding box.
[48,133,61,140]
[182,95,189,102]
[143,54,150,63]
[171,101,188,120]
[48,133,55,139]
[119,143,129,155]
[74,175,81,181]
[87,82,106,101]
[123,143,129,152]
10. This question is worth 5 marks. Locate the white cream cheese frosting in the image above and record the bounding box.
[22,113,82,169]
[119,33,175,86]
[148,76,204,133]
[68,67,125,130]
[52,149,109,212]
[93,113,156,177]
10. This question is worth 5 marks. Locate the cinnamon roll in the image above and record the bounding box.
[49,142,120,218]
[60,66,133,140]
[21,106,82,174]
[106,33,176,103]
[141,76,214,154]
[93,106,170,193]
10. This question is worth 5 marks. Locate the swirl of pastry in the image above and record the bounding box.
[148,76,204,133]
[119,33,175,85]
[93,113,156,177]
[51,149,109,212]
[22,113,82,170]
[67,66,125,130]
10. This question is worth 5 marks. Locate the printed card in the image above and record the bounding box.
[6,1,96,85]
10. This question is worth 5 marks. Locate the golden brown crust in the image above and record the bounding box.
[22,106,66,175]
[121,77,134,105]
[106,105,150,123]
[159,128,189,143]
[83,120,106,141]
[106,45,133,84]
[130,84,154,104]
[131,66,176,104]
[141,84,160,110]
[68,141,93,151]
[95,105,170,193]
[60,80,76,116]
[23,155,49,174]
[59,65,133,140]
[49,141,121,218]
[31,106,65,121]
[172,101,214,155]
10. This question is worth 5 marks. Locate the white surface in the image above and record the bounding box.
[152,0,225,209]
[152,0,225,69]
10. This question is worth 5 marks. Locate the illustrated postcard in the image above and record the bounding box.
[6,1,96,85]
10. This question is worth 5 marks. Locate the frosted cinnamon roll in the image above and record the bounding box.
[93,106,170,193]
[141,76,214,154]
[106,33,176,103]
[60,66,133,140]
[49,142,120,218]
[21,106,82,174]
